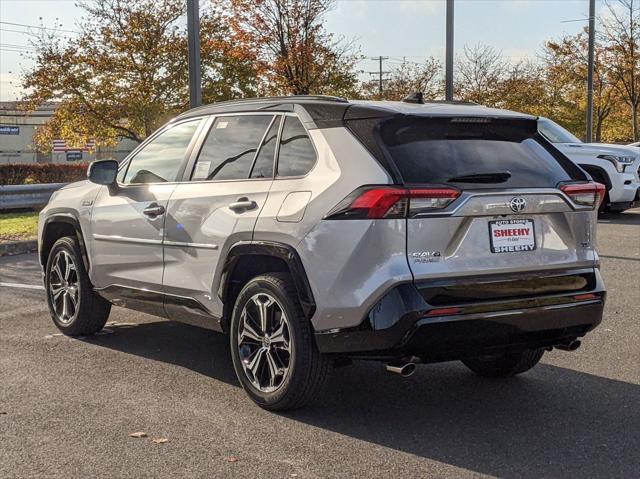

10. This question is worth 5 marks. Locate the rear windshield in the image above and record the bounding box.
[378,117,579,189]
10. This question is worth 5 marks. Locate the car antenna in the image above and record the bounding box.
[402,92,424,104]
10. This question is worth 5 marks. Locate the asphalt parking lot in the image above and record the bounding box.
[1,211,639,479]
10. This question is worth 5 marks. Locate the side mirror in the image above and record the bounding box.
[88,159,119,186]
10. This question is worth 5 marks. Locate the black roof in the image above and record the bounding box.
[176,95,535,129]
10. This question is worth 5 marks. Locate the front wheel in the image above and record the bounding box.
[229,273,329,411]
[461,349,544,378]
[45,236,111,336]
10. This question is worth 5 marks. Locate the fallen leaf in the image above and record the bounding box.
[152,438,169,444]
[227,456,238,463]
[128,431,147,438]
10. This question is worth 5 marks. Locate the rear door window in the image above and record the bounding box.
[192,115,274,181]
[379,117,579,189]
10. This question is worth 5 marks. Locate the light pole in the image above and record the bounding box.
[187,0,202,108]
[586,0,596,142]
[445,0,454,101]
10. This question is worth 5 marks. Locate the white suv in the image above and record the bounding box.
[539,117,640,212]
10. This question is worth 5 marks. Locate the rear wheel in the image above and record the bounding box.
[230,273,329,410]
[461,349,544,378]
[45,236,111,336]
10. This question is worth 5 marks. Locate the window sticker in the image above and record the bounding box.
[193,161,211,179]
[216,121,228,129]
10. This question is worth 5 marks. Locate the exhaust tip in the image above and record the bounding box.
[555,340,581,351]
[400,362,416,377]
[385,361,417,377]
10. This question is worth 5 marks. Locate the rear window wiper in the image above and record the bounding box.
[446,171,512,183]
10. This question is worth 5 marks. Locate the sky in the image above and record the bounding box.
[0,0,608,101]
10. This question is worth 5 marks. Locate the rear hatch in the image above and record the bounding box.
[376,115,600,282]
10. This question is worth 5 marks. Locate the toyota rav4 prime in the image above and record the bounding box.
[38,96,606,410]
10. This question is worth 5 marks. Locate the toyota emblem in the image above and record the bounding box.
[509,197,527,213]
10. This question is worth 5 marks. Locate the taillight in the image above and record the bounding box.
[325,186,460,220]
[560,182,606,209]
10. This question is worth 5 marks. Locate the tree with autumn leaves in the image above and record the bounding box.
[23,0,260,151]
[21,0,640,148]
[220,0,359,97]
[23,0,356,151]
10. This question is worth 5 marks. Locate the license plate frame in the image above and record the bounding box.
[489,219,536,254]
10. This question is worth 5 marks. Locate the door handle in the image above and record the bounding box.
[228,197,257,212]
[143,203,165,217]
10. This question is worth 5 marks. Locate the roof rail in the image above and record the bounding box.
[212,95,349,106]
[426,100,479,106]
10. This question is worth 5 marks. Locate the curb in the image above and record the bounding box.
[0,240,38,257]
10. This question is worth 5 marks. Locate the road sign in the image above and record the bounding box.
[0,125,19,135]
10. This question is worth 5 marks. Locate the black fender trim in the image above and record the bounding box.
[41,214,90,272]
[218,241,316,319]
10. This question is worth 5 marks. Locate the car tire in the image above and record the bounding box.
[461,349,544,378]
[45,236,111,336]
[599,190,610,214]
[230,273,329,411]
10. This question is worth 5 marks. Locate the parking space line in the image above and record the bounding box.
[0,282,45,291]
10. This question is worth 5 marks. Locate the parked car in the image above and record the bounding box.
[538,117,640,212]
[38,96,606,410]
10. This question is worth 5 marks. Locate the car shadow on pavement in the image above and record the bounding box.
[82,320,240,386]
[290,360,640,478]
[598,209,640,226]
[82,320,639,478]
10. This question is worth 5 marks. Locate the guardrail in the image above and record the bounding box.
[0,183,68,211]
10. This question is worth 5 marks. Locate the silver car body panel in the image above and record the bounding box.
[406,190,597,281]
[162,178,272,318]
[88,184,176,291]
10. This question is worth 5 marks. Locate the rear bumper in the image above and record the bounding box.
[315,269,605,360]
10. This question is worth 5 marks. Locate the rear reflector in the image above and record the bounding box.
[424,307,463,317]
[573,293,599,301]
[325,186,461,220]
[560,182,606,209]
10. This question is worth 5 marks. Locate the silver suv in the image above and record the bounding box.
[38,96,606,410]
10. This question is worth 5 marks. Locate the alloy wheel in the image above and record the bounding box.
[49,250,79,324]
[237,293,291,393]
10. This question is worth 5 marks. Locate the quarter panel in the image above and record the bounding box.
[253,127,400,331]
[253,127,392,246]
[299,219,412,331]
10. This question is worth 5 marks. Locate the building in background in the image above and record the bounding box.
[0,101,136,164]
